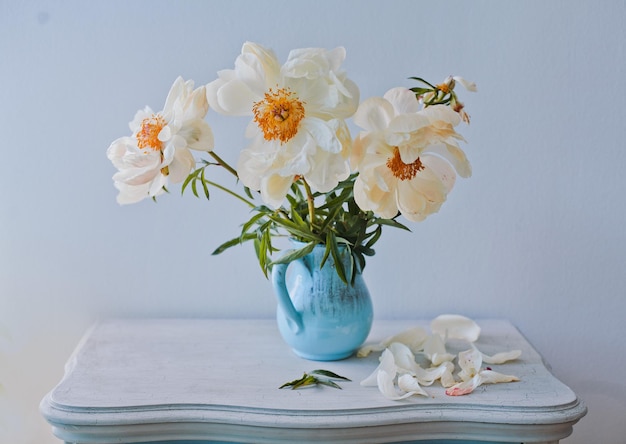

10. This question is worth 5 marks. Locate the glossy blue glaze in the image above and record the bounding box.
[271,243,373,361]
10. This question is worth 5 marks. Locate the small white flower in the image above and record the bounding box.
[206,42,360,207]
[107,77,214,204]
[352,87,471,222]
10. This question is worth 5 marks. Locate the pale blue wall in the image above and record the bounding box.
[1,0,625,442]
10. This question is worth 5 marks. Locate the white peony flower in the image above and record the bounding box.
[206,42,360,207]
[107,77,214,204]
[352,87,471,222]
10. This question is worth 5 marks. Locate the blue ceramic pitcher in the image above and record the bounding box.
[271,243,373,361]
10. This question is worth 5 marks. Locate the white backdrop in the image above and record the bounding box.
[1,1,625,442]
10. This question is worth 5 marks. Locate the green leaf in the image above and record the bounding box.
[267,214,322,243]
[290,375,319,389]
[316,379,342,389]
[364,226,382,249]
[352,250,366,273]
[409,76,436,89]
[190,176,199,198]
[200,167,210,200]
[310,370,351,381]
[270,242,316,265]
[376,218,411,231]
[181,168,201,195]
[258,228,271,277]
[290,203,307,227]
[328,232,348,284]
[409,87,434,96]
[211,233,256,255]
[240,212,268,237]
[279,373,311,389]
[279,370,351,390]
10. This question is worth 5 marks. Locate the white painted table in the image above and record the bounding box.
[40,319,586,444]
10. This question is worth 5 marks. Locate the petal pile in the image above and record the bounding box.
[359,315,521,400]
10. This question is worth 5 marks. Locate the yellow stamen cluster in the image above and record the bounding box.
[386,147,424,181]
[136,114,166,151]
[253,87,305,143]
[436,82,451,94]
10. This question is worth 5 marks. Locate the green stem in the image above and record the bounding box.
[209,151,239,178]
[204,179,255,208]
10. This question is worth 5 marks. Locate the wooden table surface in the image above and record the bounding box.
[40,318,586,444]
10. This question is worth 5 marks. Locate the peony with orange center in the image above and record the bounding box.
[136,114,166,151]
[252,87,305,143]
[206,42,360,208]
[107,77,214,205]
[352,87,470,222]
[386,147,424,181]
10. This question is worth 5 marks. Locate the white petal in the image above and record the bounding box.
[353,97,395,132]
[423,334,455,364]
[430,352,457,366]
[422,104,462,126]
[439,363,457,388]
[360,348,396,386]
[215,77,258,116]
[395,180,427,222]
[168,147,195,183]
[383,87,419,114]
[426,142,472,179]
[387,342,421,374]
[445,374,481,396]
[377,370,416,400]
[446,369,519,396]
[237,42,280,93]
[260,174,294,208]
[181,120,214,152]
[430,314,481,342]
[397,374,429,397]
[158,125,172,142]
[414,361,455,387]
[356,343,387,358]
[301,117,342,154]
[304,148,350,194]
[479,369,520,384]
[358,326,429,357]
[388,112,430,135]
[457,348,482,381]
[480,349,522,364]
[111,152,161,186]
[421,155,457,194]
[113,182,151,205]
[453,76,478,92]
[148,172,167,196]
[162,76,187,115]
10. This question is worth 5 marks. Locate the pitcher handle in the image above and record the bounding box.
[271,260,305,334]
